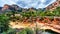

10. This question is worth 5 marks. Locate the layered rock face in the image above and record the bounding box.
[9,17,60,33]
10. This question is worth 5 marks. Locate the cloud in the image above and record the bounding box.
[0,0,16,7]
[16,0,56,9]
[0,0,56,9]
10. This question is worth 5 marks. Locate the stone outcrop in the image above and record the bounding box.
[9,17,60,33]
[46,0,60,11]
[1,4,22,11]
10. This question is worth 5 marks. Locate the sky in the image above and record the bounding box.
[0,0,56,9]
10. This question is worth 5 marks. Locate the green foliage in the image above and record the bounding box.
[7,28,16,34]
[1,32,7,34]
[20,8,60,17]
[18,29,27,34]
[25,28,34,34]
[0,6,60,34]
[18,28,34,34]
[20,11,37,17]
[0,14,9,33]
[1,28,16,34]
[5,11,13,17]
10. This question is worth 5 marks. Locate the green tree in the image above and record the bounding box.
[0,14,9,33]
[18,29,27,34]
[18,28,34,34]
[7,28,16,34]
[25,28,34,34]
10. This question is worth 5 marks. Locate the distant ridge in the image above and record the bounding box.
[46,0,60,10]
[0,0,60,12]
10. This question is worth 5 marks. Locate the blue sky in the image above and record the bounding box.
[0,0,56,9]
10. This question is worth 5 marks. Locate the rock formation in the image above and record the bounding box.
[46,0,60,11]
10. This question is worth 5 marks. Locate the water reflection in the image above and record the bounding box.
[42,32,51,34]
[36,29,59,34]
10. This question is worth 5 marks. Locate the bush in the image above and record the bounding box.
[18,28,34,34]
[0,14,9,33]
[25,28,34,34]
[18,29,27,34]
[7,28,16,34]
